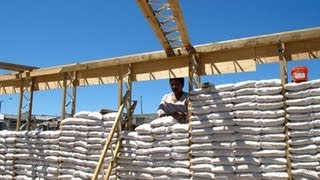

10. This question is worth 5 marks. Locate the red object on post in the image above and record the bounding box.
[291,66,308,82]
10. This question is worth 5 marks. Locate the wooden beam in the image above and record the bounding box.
[136,0,175,56]
[195,27,320,53]
[0,62,38,72]
[0,27,319,95]
[168,0,191,49]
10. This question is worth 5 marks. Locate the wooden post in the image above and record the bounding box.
[61,74,67,120]
[118,65,123,108]
[71,71,78,116]
[188,55,194,93]
[188,54,201,92]
[193,54,201,89]
[125,64,132,130]
[16,83,24,131]
[27,79,34,131]
[278,41,292,180]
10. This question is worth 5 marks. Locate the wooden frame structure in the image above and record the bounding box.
[0,27,319,95]
[1,2,318,179]
[1,27,320,131]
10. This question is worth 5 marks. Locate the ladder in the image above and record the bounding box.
[92,91,137,180]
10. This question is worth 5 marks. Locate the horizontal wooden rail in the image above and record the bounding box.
[0,27,319,95]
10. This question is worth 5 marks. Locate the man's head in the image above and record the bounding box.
[169,78,184,94]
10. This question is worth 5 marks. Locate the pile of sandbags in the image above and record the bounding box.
[59,111,117,179]
[14,130,60,179]
[285,80,320,179]
[0,130,15,180]
[117,116,190,179]
[0,111,118,180]
[189,83,235,179]
[188,79,289,179]
[233,79,287,179]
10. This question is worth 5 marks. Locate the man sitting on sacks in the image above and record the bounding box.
[157,77,188,123]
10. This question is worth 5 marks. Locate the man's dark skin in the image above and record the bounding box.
[161,79,186,122]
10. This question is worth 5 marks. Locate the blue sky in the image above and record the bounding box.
[0,0,319,116]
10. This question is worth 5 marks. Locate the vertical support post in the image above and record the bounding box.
[278,40,292,180]
[27,79,34,131]
[188,54,201,92]
[116,65,123,176]
[118,65,123,108]
[188,55,194,93]
[61,74,67,120]
[71,71,78,116]
[188,53,201,119]
[279,41,288,84]
[125,64,132,130]
[16,82,24,131]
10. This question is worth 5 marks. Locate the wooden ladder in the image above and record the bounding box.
[92,91,137,180]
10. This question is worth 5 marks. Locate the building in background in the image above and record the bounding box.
[0,113,58,131]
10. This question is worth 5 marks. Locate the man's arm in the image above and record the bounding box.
[172,112,186,123]
[157,94,167,117]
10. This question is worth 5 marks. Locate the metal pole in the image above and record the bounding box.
[140,96,143,114]
[0,100,3,113]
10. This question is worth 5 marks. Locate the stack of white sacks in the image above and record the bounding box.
[285,80,320,179]
[189,82,235,179]
[0,130,15,180]
[0,111,118,180]
[233,79,287,179]
[14,130,60,179]
[117,116,190,179]
[189,79,288,179]
[59,111,117,179]
[0,130,61,179]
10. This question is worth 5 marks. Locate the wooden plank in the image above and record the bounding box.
[136,0,175,56]
[132,55,189,81]
[202,59,256,75]
[195,27,320,53]
[0,62,38,71]
[168,0,191,48]
[1,27,319,83]
[0,27,319,95]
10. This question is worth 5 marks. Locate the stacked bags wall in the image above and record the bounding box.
[0,131,16,179]
[0,130,60,180]
[59,111,118,179]
[189,79,288,179]
[0,111,118,180]
[285,80,320,179]
[189,82,236,179]
[117,117,190,179]
[1,78,320,179]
